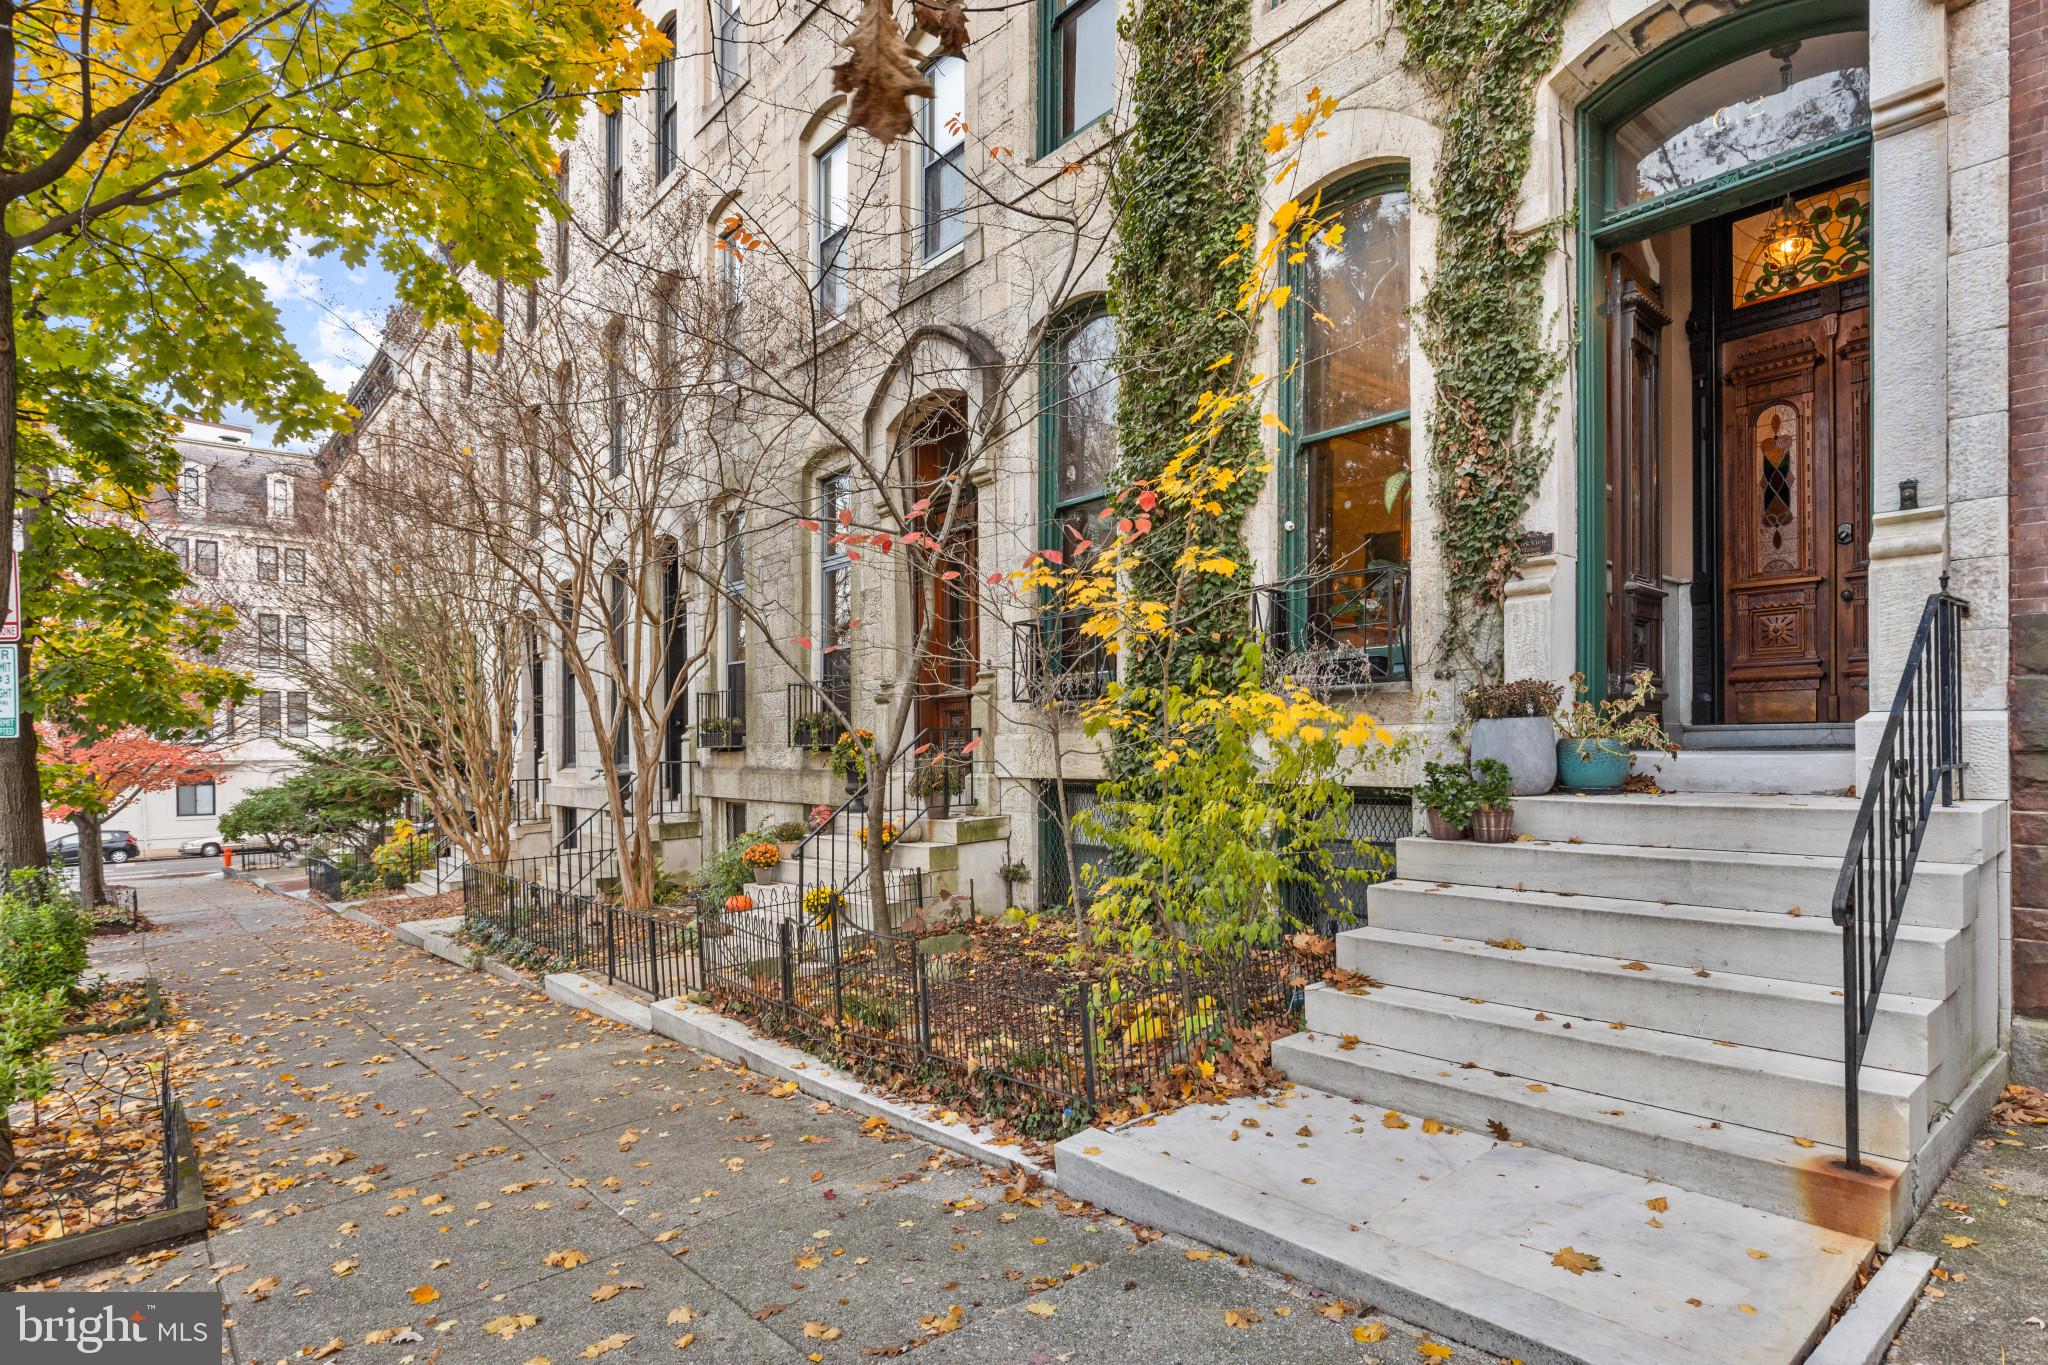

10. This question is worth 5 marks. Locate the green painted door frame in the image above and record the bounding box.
[1570,0,1869,694]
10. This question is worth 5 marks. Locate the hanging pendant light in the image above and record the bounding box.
[1763,192,1817,266]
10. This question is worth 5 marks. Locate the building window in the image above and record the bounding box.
[286,615,308,663]
[193,539,218,578]
[1288,173,1412,678]
[607,353,627,474]
[166,537,188,569]
[267,473,294,520]
[176,780,216,817]
[256,545,279,583]
[819,473,854,716]
[654,282,679,444]
[525,282,539,330]
[554,161,571,278]
[814,135,849,317]
[529,624,547,768]
[716,220,746,380]
[283,547,306,583]
[258,690,282,737]
[257,613,282,668]
[1043,0,1114,152]
[723,800,748,844]
[178,465,206,510]
[558,588,578,765]
[603,107,623,234]
[654,18,679,180]
[722,513,747,698]
[1039,306,1118,688]
[920,56,967,260]
[287,691,310,738]
[713,0,742,91]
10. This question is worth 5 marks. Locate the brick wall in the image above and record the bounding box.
[2011,0,2048,1014]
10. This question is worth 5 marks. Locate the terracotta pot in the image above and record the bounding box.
[1470,806,1515,843]
[1424,810,1466,841]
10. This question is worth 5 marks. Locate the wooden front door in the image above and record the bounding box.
[1718,307,1869,723]
[909,404,978,747]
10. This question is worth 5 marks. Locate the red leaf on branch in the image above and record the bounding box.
[798,519,821,532]
[792,637,815,650]
[959,736,983,755]
[1137,490,1159,512]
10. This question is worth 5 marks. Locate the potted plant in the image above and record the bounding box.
[769,819,808,859]
[1555,669,1677,793]
[741,840,781,883]
[793,711,839,751]
[908,752,967,799]
[1468,758,1516,843]
[700,714,745,748]
[830,728,875,794]
[1465,678,1563,796]
[803,885,846,931]
[1417,762,1479,841]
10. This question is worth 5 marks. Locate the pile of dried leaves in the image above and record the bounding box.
[1992,1082,2048,1128]
[1,1087,172,1251]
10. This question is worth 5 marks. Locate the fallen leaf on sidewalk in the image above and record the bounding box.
[578,1333,633,1358]
[1351,1321,1386,1343]
[409,1284,440,1304]
[482,1315,541,1339]
[544,1249,589,1268]
[1551,1246,1601,1275]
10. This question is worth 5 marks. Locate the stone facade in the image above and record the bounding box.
[2008,0,2048,1013]
[339,1,2022,1009]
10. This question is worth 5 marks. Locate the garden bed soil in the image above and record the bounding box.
[349,888,464,928]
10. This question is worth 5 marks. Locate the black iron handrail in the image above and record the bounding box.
[1831,577,1969,1171]
[510,777,549,824]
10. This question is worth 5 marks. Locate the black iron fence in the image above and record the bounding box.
[1832,579,1969,1171]
[96,885,142,929]
[462,863,699,997]
[700,912,1296,1137]
[1011,613,1114,705]
[233,844,301,871]
[0,1048,178,1259]
[306,847,380,901]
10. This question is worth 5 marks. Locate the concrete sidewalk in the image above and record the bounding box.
[18,874,1496,1363]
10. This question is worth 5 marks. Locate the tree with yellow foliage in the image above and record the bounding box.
[0,0,666,866]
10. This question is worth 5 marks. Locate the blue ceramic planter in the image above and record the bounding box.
[1556,737,1630,792]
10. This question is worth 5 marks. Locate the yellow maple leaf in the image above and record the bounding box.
[1419,1343,1455,1360]
[1941,1234,1979,1249]
[1382,1110,1410,1130]
[1551,1246,1602,1275]
[1352,1320,1387,1343]
[409,1284,440,1305]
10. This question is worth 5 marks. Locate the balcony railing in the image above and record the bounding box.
[787,682,849,751]
[1254,563,1411,687]
[651,757,690,816]
[1010,613,1114,704]
[697,689,747,751]
[510,777,549,824]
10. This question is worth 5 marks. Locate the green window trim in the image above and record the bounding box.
[1277,165,1412,623]
[1037,0,1113,158]
[1571,0,1870,694]
[1036,299,1115,553]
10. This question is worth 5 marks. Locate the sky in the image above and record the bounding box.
[225,236,398,451]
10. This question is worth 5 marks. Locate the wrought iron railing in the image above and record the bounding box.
[510,777,549,824]
[787,682,848,751]
[1010,613,1113,704]
[650,757,690,816]
[698,689,747,750]
[1254,563,1411,686]
[463,863,699,996]
[1831,578,1969,1171]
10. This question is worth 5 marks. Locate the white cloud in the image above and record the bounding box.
[238,233,323,303]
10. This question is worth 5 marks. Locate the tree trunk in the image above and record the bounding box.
[0,247,40,872]
[74,811,104,909]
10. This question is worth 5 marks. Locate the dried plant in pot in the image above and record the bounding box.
[1464,678,1562,796]
[1467,758,1516,843]
[1555,670,1677,793]
[1417,762,1479,841]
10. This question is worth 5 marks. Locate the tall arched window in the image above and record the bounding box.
[266,472,295,521]
[1034,304,1117,694]
[653,18,678,181]
[179,465,207,511]
[1284,171,1411,682]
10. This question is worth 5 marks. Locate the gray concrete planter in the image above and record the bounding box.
[1469,716,1558,796]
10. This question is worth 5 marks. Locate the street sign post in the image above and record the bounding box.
[0,548,17,644]
[0,644,17,740]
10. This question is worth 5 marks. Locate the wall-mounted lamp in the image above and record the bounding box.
[1763,193,1818,266]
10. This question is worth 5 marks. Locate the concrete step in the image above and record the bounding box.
[1507,793,2002,864]
[1053,1085,1872,1365]
[1271,1030,1907,1243]
[1395,836,1982,930]
[922,814,1010,845]
[1365,879,1962,998]
[1630,747,1854,794]
[1301,983,1926,1160]
[1338,926,1949,1075]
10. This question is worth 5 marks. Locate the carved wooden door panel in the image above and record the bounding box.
[1720,320,1832,723]
[1605,258,1671,698]
[1830,309,1872,721]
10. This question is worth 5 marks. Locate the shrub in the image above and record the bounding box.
[741,841,780,870]
[768,819,808,842]
[0,868,91,999]
[1417,762,1480,827]
[1464,678,1562,719]
[371,818,433,883]
[1470,758,1513,811]
[0,988,66,1112]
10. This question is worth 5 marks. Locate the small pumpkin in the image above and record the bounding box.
[724,893,754,913]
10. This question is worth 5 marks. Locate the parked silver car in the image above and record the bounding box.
[179,834,300,858]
